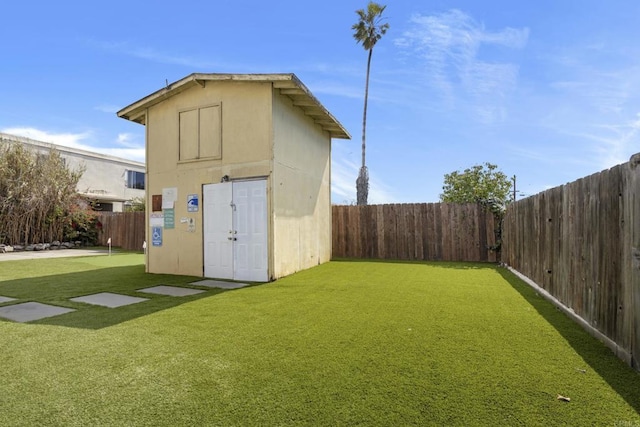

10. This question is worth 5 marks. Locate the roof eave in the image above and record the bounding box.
[117,73,351,139]
[272,75,351,139]
[117,73,202,124]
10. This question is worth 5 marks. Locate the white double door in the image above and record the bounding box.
[203,179,268,282]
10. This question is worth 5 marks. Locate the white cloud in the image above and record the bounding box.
[111,133,145,162]
[395,9,528,123]
[1,127,145,163]
[116,133,140,148]
[310,80,363,100]
[368,177,398,205]
[550,73,630,115]
[91,40,223,69]
[101,147,145,163]
[479,26,529,49]
[94,104,120,114]
[541,48,640,171]
[331,156,359,204]
[584,113,640,169]
[1,127,92,150]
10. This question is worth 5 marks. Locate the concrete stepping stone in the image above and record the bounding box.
[138,285,206,297]
[0,302,75,323]
[0,296,17,304]
[190,279,250,289]
[70,292,148,308]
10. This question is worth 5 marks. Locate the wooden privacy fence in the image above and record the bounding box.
[96,211,145,251]
[332,203,498,262]
[502,154,640,370]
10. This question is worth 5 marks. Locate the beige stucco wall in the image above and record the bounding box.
[145,81,273,276]
[271,90,332,279]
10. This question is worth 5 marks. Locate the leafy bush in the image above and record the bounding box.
[63,197,100,245]
[0,138,85,244]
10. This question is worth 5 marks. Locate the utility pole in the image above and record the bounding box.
[512,175,517,202]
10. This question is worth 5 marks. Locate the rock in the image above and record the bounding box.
[51,240,61,247]
[25,245,35,251]
[34,243,45,251]
[13,245,24,251]
[0,245,5,254]
[4,245,14,252]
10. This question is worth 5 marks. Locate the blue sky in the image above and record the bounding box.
[1,1,639,203]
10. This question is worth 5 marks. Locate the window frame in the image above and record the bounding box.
[178,103,222,163]
[126,170,145,190]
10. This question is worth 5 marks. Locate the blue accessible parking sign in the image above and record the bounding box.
[151,226,163,246]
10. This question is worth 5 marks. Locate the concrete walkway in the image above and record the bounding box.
[0,249,109,262]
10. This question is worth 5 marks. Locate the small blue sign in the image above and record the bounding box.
[187,194,199,212]
[151,226,163,247]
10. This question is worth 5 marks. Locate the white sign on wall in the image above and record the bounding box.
[162,187,177,209]
[150,213,164,227]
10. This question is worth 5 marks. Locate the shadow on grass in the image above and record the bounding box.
[0,264,248,330]
[497,267,640,415]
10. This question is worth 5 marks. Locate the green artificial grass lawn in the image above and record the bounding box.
[0,255,639,426]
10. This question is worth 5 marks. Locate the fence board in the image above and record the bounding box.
[432,204,443,260]
[413,204,424,260]
[376,205,384,259]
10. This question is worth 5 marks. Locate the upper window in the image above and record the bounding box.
[127,170,145,190]
[179,104,222,161]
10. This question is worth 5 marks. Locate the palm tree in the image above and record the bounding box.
[352,1,389,205]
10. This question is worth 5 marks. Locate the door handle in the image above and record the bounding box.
[227,237,237,241]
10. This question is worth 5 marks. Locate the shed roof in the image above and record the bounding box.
[117,73,351,140]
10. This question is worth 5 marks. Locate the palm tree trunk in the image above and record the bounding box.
[357,48,373,206]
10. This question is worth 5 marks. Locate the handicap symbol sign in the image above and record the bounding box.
[152,226,163,246]
[187,194,199,212]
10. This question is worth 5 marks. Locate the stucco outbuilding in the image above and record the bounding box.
[118,73,350,281]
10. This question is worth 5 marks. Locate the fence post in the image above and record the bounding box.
[625,153,640,369]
